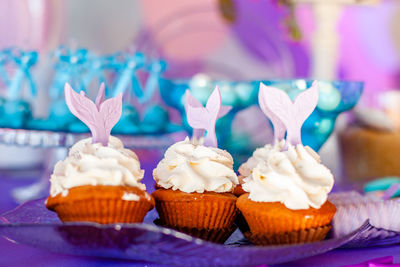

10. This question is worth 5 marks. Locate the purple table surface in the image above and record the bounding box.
[1,162,400,267]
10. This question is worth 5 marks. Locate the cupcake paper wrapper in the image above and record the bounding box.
[329,191,400,247]
[52,197,153,224]
[236,194,336,235]
[152,190,238,230]
[154,219,237,243]
[46,186,155,224]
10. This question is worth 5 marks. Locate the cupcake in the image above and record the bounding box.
[237,81,336,245]
[152,87,239,243]
[46,83,154,224]
[340,104,400,182]
[237,143,336,245]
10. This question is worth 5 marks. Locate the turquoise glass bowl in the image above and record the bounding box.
[159,78,363,156]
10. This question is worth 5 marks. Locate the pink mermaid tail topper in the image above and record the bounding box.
[185,86,231,147]
[258,81,319,145]
[259,85,286,141]
[65,82,122,146]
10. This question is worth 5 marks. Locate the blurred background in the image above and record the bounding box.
[0,0,398,204]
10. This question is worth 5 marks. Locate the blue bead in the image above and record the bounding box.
[189,74,213,104]
[234,83,256,106]
[316,118,334,135]
[228,133,251,153]
[218,82,238,106]
[317,82,341,111]
[189,74,212,90]
[302,111,320,131]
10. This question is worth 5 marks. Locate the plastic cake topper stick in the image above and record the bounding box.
[185,86,231,147]
[65,82,122,146]
[259,81,319,145]
[382,183,400,200]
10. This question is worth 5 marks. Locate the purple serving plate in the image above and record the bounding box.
[0,199,371,267]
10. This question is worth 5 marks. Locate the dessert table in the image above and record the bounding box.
[0,170,399,267]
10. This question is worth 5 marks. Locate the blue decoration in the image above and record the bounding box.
[0,47,175,136]
[364,177,400,198]
[317,81,341,112]
[112,53,166,103]
[7,49,38,100]
[68,121,90,133]
[109,53,169,135]
[82,52,123,91]
[0,49,11,86]
[140,105,169,133]
[49,99,77,128]
[45,47,90,131]
[112,52,146,98]
[50,46,88,99]
[112,104,141,135]
[218,82,238,106]
[141,59,167,103]
[0,48,37,129]
[0,100,31,128]
[189,74,214,105]
[234,83,257,106]
[26,119,60,131]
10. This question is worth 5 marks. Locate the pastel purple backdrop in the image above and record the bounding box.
[1,0,399,105]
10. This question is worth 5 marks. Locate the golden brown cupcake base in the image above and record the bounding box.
[46,185,155,224]
[152,189,238,230]
[237,193,336,235]
[244,225,332,245]
[233,184,246,197]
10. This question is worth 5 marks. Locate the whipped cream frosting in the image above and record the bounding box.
[153,137,238,193]
[50,136,145,197]
[242,144,334,210]
[354,107,395,132]
[238,141,284,180]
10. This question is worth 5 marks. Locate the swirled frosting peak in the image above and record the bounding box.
[238,141,284,179]
[242,144,334,210]
[50,136,145,197]
[153,137,238,193]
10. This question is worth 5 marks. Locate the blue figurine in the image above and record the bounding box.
[111,52,145,135]
[0,49,11,121]
[111,52,169,135]
[140,105,169,134]
[112,104,141,135]
[41,46,89,132]
[0,48,37,129]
